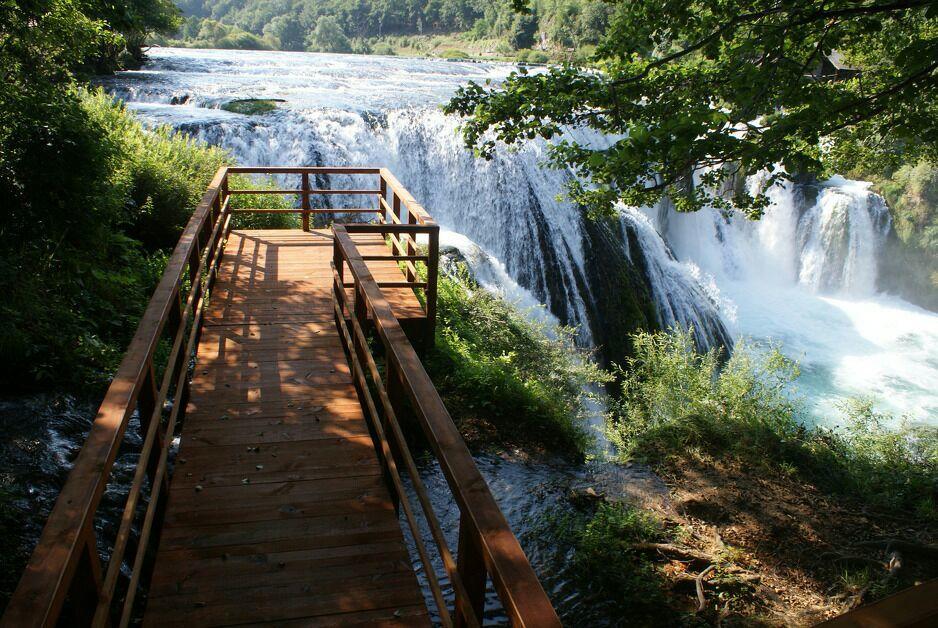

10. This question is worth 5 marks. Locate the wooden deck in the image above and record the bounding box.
[144,229,430,626]
[4,167,559,628]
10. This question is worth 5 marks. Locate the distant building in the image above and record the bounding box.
[814,50,861,80]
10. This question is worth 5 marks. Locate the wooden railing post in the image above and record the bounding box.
[67,530,104,626]
[136,362,167,491]
[379,175,387,218]
[219,171,228,222]
[301,172,311,232]
[455,514,487,628]
[425,225,439,351]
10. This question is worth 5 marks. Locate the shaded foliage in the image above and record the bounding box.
[0,90,228,389]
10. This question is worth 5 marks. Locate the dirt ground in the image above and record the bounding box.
[637,454,938,625]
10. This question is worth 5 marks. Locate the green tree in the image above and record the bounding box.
[307,14,352,52]
[446,0,938,217]
[263,14,306,50]
[507,13,537,49]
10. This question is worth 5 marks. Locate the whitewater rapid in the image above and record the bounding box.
[104,47,938,425]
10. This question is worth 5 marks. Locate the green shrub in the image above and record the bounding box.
[227,174,297,229]
[425,265,609,456]
[608,328,938,518]
[0,89,228,390]
[438,48,470,59]
[371,42,396,56]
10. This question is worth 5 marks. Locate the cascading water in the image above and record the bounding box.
[101,46,938,425]
[660,174,937,422]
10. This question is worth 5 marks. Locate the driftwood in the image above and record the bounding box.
[631,542,714,563]
[696,565,717,612]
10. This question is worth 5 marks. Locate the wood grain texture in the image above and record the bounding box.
[144,229,429,626]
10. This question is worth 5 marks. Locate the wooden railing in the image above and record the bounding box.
[2,167,233,627]
[817,578,938,627]
[2,165,553,626]
[225,166,434,233]
[332,224,561,627]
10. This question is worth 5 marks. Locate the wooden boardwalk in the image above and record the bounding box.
[3,168,560,628]
[144,229,430,626]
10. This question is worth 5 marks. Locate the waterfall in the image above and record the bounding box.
[150,103,732,356]
[797,180,892,295]
[106,47,938,422]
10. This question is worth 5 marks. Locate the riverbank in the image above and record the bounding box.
[552,329,938,625]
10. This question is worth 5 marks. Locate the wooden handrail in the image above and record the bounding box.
[3,164,530,626]
[2,166,232,627]
[333,225,560,627]
[816,578,938,627]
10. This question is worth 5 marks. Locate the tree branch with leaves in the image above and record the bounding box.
[445,0,938,217]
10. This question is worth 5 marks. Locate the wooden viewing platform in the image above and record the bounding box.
[2,167,560,627]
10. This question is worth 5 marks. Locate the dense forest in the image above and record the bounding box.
[156,0,609,59]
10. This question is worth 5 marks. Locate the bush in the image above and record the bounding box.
[371,42,396,56]
[0,89,228,390]
[227,174,297,229]
[516,49,550,63]
[425,265,608,456]
[608,328,938,518]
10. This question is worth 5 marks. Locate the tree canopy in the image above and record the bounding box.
[445,0,938,217]
[164,0,613,56]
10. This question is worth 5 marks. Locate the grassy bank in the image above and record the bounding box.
[556,329,938,624]
[426,264,608,458]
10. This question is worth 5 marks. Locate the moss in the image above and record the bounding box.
[579,215,659,367]
[221,98,281,115]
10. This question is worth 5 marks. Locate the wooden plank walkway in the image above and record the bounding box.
[144,229,430,626]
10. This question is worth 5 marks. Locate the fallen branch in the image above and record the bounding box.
[696,565,716,612]
[631,542,714,563]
